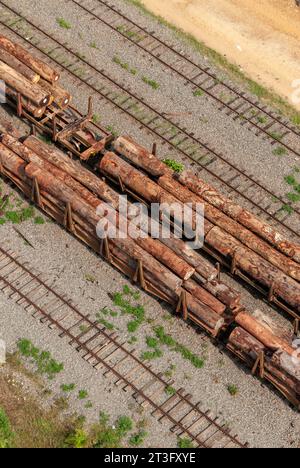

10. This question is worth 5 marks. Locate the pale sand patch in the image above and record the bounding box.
[141,0,300,109]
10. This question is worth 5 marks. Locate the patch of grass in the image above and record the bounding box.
[193,88,203,97]
[164,364,176,378]
[17,339,63,380]
[90,41,98,49]
[165,385,176,396]
[146,336,159,348]
[272,147,286,156]
[113,290,145,332]
[142,76,160,90]
[128,336,138,345]
[96,316,115,330]
[78,390,88,400]
[177,437,194,448]
[270,131,283,141]
[106,125,118,137]
[280,204,294,215]
[0,407,14,448]
[129,430,147,447]
[257,116,267,124]
[227,384,238,396]
[116,25,143,42]
[56,17,71,29]
[113,56,138,75]
[60,383,76,393]
[154,326,204,368]
[92,113,101,124]
[34,216,45,225]
[162,158,185,173]
[292,114,300,126]
[287,192,300,203]
[84,274,96,283]
[141,349,163,361]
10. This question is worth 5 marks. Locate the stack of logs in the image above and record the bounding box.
[104,136,300,317]
[0,129,299,408]
[0,35,70,117]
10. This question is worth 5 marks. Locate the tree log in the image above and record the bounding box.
[0,60,50,106]
[113,135,172,177]
[0,119,21,138]
[23,136,120,205]
[5,85,46,118]
[23,162,183,297]
[196,276,241,309]
[271,350,300,383]
[185,291,225,334]
[0,48,40,83]
[99,151,213,235]
[4,136,193,281]
[178,170,300,263]
[38,78,71,108]
[235,311,295,355]
[228,326,266,359]
[159,174,300,281]
[229,328,300,395]
[206,226,300,311]
[184,279,226,315]
[0,35,59,82]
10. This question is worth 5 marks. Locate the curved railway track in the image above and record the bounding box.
[0,245,246,448]
[0,1,300,244]
[73,0,300,154]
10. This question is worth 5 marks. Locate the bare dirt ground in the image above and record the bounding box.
[141,0,300,109]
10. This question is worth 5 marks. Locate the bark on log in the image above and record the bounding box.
[0,119,21,138]
[0,48,40,83]
[159,174,300,281]
[185,291,225,334]
[113,135,172,177]
[24,163,183,297]
[206,226,300,311]
[0,143,27,179]
[100,151,213,235]
[0,35,59,82]
[184,279,226,315]
[0,60,50,106]
[19,136,218,281]
[5,85,46,118]
[4,136,193,281]
[228,326,266,359]
[195,276,241,309]
[8,136,238,305]
[235,311,295,355]
[229,328,300,394]
[178,170,300,263]
[23,136,120,205]
[271,350,300,383]
[159,236,218,281]
[38,78,71,108]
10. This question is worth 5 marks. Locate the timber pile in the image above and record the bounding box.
[107,136,300,314]
[0,35,70,117]
[0,130,299,408]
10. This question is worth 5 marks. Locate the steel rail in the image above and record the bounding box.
[0,245,246,448]
[0,2,299,243]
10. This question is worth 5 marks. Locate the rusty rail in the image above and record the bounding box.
[0,1,299,245]
[73,0,300,154]
[0,245,247,448]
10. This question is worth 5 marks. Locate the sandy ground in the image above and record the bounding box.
[141,0,300,109]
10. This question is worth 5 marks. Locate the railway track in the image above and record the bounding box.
[0,1,300,244]
[73,0,300,155]
[0,245,246,448]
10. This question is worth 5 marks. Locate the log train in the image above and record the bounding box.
[0,33,299,408]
